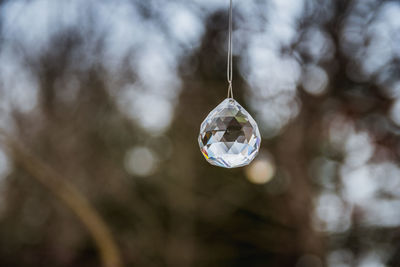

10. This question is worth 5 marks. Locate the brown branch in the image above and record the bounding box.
[0,130,123,267]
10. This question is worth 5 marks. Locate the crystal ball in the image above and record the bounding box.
[198,98,261,168]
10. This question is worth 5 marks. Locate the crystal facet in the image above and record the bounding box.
[198,98,261,168]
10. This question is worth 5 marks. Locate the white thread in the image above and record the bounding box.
[227,0,234,99]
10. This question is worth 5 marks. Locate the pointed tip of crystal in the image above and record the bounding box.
[198,98,261,168]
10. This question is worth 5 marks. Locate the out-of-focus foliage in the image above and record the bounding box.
[0,0,400,266]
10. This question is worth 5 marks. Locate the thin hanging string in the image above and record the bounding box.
[227,0,234,99]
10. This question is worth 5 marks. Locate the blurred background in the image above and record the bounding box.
[0,0,400,266]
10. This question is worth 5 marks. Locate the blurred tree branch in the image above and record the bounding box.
[0,129,123,267]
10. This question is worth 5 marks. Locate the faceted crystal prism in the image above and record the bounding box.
[198,98,261,168]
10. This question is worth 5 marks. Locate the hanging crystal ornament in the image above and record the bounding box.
[198,0,261,168]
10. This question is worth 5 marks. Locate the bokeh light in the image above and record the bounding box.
[245,156,275,184]
[124,146,158,177]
